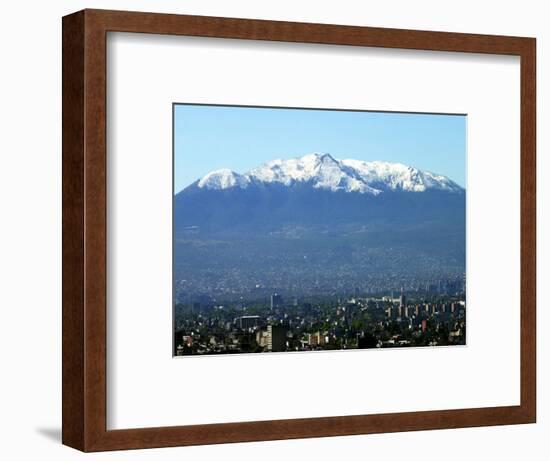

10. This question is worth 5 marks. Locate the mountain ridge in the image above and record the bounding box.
[187,152,463,195]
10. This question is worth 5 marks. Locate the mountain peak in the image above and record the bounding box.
[197,169,250,190]
[301,152,336,162]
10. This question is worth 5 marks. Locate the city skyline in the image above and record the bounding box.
[174,287,466,356]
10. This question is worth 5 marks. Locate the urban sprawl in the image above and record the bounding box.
[174,281,466,355]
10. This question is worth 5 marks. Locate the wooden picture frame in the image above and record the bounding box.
[62,8,536,452]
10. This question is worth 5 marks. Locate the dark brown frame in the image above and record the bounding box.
[62,9,536,452]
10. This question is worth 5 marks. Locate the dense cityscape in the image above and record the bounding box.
[174,278,466,355]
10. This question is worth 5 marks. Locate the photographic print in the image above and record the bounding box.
[173,104,466,356]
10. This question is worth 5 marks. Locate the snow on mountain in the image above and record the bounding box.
[248,153,381,194]
[195,153,462,194]
[341,158,463,193]
[197,168,250,190]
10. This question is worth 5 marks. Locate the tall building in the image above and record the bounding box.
[236,315,260,330]
[308,331,327,347]
[256,330,269,348]
[399,294,406,308]
[270,293,282,310]
[267,324,287,352]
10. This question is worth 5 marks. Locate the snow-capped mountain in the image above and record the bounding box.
[174,152,465,283]
[193,153,462,195]
[174,151,465,241]
[174,152,465,292]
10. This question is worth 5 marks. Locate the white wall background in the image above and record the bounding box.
[0,0,546,459]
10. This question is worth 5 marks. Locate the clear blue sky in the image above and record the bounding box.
[174,104,466,193]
